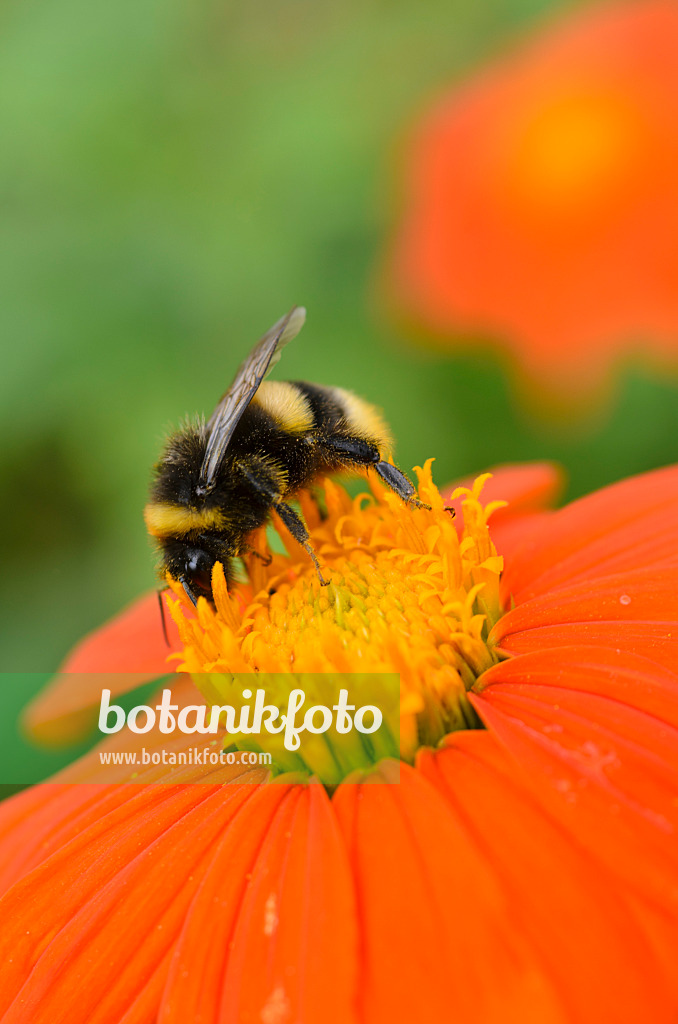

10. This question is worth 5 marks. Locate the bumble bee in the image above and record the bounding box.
[144,306,428,604]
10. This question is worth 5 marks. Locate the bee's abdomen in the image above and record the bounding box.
[290,382,393,459]
[249,381,315,434]
[242,380,394,498]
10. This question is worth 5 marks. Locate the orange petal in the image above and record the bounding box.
[418,732,675,1022]
[333,760,566,1024]
[495,620,678,676]
[473,646,678,916]
[0,784,84,893]
[501,464,678,603]
[118,947,176,1024]
[444,460,564,516]
[480,642,678,725]
[0,681,268,895]
[489,509,555,565]
[156,785,297,1024]
[218,783,358,1024]
[23,591,182,746]
[160,783,358,1024]
[623,894,678,1006]
[494,565,678,674]
[0,783,259,1023]
[60,591,181,675]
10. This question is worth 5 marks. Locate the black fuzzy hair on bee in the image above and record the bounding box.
[150,420,207,506]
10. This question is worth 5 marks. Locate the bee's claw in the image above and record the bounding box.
[250,549,272,567]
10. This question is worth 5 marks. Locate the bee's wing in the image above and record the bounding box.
[198,305,306,490]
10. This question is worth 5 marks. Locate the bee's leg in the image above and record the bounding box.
[372,461,431,510]
[273,500,330,587]
[251,549,273,567]
[320,436,431,510]
[374,462,455,515]
[240,543,272,567]
[237,461,329,585]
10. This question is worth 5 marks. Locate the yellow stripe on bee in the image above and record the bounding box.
[252,380,314,432]
[332,387,393,459]
[144,502,225,538]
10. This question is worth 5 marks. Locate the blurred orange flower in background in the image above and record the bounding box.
[385,0,678,403]
[0,463,677,1022]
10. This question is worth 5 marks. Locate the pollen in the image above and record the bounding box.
[167,461,507,772]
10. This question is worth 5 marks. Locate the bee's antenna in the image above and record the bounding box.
[179,577,198,607]
[157,588,171,647]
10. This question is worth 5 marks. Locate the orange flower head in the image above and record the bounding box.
[386,0,678,402]
[167,464,507,782]
[2,460,678,1023]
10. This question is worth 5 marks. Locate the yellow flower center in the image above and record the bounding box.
[168,462,507,782]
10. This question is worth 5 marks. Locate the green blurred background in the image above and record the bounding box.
[2,0,678,781]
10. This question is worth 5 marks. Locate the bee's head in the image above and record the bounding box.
[178,544,215,602]
[161,535,234,605]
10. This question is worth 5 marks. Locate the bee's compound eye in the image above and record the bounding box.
[191,570,212,594]
[185,548,214,594]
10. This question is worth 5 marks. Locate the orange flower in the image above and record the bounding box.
[385,0,678,401]
[1,460,678,1023]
